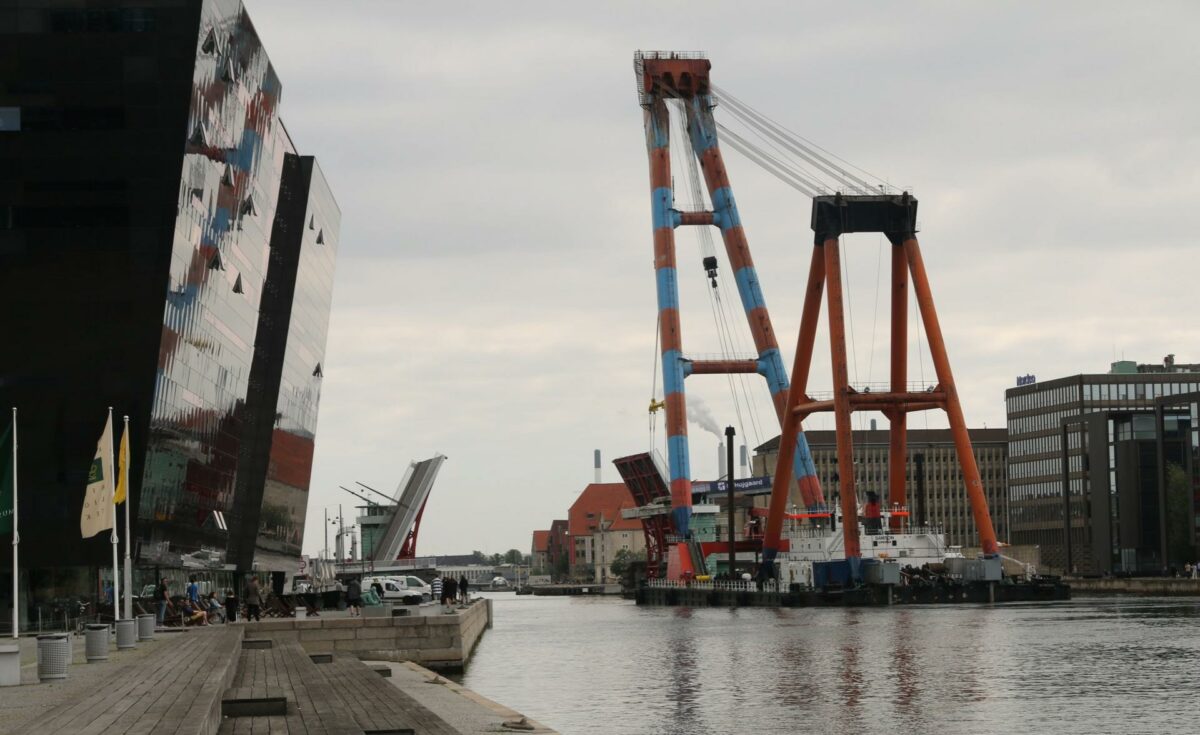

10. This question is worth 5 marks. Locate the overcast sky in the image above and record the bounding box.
[247,1,1200,558]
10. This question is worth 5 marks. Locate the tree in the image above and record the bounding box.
[610,548,645,579]
[1165,463,1196,566]
[503,548,523,565]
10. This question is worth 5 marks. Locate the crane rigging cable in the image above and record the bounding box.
[669,99,761,450]
[710,83,890,193]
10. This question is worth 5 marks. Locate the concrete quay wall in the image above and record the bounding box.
[242,598,492,672]
[1068,577,1200,596]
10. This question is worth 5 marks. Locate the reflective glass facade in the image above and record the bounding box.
[0,0,338,619]
[1005,369,1200,574]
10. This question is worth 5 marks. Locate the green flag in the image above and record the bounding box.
[0,422,12,536]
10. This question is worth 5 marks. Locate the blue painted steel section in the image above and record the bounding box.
[647,106,671,150]
[734,266,766,314]
[655,267,679,314]
[710,187,742,231]
[686,98,719,152]
[796,433,818,477]
[681,359,694,378]
[755,347,787,395]
[651,187,675,231]
[672,507,692,540]
[667,435,691,481]
[662,349,686,395]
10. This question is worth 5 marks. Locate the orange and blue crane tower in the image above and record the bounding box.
[636,52,825,577]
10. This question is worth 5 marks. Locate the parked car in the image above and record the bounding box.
[361,575,430,605]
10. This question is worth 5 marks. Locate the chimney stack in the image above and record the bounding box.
[594,449,601,483]
[740,445,748,479]
[718,442,728,481]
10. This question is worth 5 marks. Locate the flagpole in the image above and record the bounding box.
[121,415,133,620]
[108,407,119,620]
[11,408,18,639]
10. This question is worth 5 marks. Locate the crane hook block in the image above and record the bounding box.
[702,255,719,288]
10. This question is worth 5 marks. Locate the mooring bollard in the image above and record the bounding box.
[36,633,71,681]
[85,624,110,662]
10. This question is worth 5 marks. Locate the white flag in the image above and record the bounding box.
[81,414,114,538]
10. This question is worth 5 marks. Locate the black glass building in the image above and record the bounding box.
[0,0,338,618]
[1005,358,1200,575]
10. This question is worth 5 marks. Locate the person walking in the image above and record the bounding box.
[186,575,200,606]
[441,575,457,613]
[155,577,171,625]
[346,577,362,617]
[458,574,469,605]
[431,574,443,606]
[246,576,264,622]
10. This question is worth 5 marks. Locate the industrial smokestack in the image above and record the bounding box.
[594,449,601,483]
[870,418,877,431]
[740,445,748,479]
[718,442,728,480]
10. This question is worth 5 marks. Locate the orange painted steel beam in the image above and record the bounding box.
[823,238,861,559]
[903,236,999,555]
[677,211,715,226]
[762,245,827,563]
[888,243,908,530]
[688,359,758,374]
[848,391,947,407]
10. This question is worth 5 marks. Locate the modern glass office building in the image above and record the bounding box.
[0,0,338,618]
[1005,358,1200,575]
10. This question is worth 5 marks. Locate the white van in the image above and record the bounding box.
[361,575,432,604]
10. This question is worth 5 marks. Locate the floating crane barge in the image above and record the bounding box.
[629,52,1069,607]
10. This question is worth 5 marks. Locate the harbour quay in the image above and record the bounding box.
[241,598,493,673]
[0,600,557,735]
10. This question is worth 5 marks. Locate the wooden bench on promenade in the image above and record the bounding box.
[40,625,243,735]
[219,637,361,734]
[218,638,459,734]
[315,654,460,735]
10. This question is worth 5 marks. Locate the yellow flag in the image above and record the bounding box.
[114,426,129,504]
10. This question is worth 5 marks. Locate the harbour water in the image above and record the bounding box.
[462,592,1200,734]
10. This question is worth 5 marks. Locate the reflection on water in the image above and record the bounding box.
[461,594,1200,734]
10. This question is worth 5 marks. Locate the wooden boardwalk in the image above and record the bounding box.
[219,639,459,734]
[40,626,243,735]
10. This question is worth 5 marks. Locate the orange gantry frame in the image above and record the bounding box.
[761,194,1000,565]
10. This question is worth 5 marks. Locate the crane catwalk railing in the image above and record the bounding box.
[645,578,783,593]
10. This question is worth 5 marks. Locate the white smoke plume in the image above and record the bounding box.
[686,395,723,439]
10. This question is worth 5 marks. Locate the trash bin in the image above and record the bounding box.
[37,633,71,681]
[136,613,155,641]
[116,619,138,649]
[0,645,21,687]
[85,624,109,662]
[294,606,306,619]
[224,594,238,623]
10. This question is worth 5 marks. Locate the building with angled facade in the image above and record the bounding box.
[0,0,338,620]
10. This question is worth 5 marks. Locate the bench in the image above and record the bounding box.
[40,625,243,735]
[314,655,461,735]
[219,637,360,734]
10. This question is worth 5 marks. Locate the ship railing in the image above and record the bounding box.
[645,578,783,593]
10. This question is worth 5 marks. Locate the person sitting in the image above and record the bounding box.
[205,592,225,624]
[180,599,208,626]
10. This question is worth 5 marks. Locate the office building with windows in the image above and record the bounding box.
[0,0,338,618]
[754,429,1009,548]
[1005,357,1200,575]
